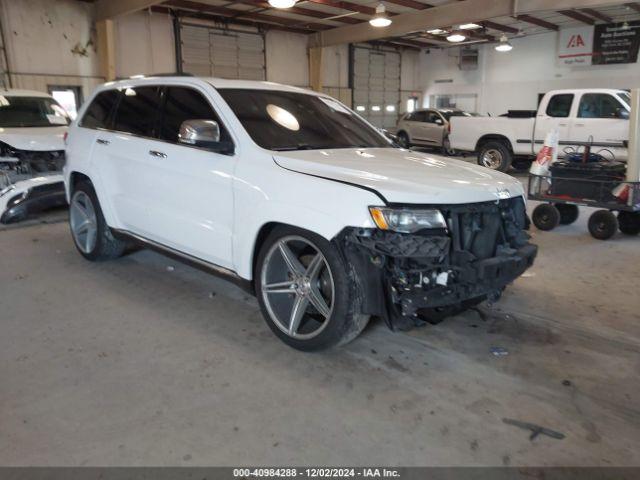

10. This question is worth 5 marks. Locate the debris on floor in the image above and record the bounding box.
[166,265,175,272]
[502,418,566,441]
[490,346,509,357]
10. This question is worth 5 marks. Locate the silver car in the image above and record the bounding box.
[395,108,472,155]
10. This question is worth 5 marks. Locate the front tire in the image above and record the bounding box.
[255,226,369,351]
[588,210,618,240]
[397,131,411,149]
[69,181,126,261]
[618,211,640,236]
[478,141,512,171]
[532,204,560,231]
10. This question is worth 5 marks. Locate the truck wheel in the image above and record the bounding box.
[69,181,126,261]
[555,203,579,225]
[255,226,369,351]
[618,211,640,236]
[478,141,512,171]
[588,210,618,240]
[397,131,411,149]
[532,204,560,231]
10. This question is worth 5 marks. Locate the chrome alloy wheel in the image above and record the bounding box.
[70,191,98,254]
[481,149,503,169]
[260,236,335,340]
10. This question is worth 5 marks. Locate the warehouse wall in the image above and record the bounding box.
[0,0,103,99]
[421,30,640,116]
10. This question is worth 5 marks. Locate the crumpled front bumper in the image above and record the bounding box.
[0,181,66,224]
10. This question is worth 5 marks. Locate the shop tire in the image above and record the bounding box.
[588,210,618,240]
[555,203,579,225]
[532,204,561,231]
[618,211,640,236]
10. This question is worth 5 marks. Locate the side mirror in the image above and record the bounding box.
[434,118,444,125]
[178,119,234,154]
[617,108,629,119]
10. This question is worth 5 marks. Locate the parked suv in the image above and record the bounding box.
[395,108,472,154]
[64,76,536,351]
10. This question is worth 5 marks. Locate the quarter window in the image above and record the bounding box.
[112,86,162,137]
[546,94,574,118]
[160,87,230,144]
[578,94,625,119]
[80,90,119,129]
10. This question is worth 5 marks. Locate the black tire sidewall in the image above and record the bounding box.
[397,132,410,148]
[617,211,640,236]
[255,225,362,351]
[588,210,618,240]
[555,203,579,225]
[532,204,560,231]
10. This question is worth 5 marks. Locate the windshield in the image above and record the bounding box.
[0,95,70,128]
[218,88,390,151]
[618,91,631,108]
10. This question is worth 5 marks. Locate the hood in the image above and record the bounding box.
[273,148,524,204]
[0,126,67,151]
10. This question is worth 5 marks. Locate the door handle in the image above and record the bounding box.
[149,150,167,158]
[558,123,568,127]
[96,138,110,145]
[575,123,585,127]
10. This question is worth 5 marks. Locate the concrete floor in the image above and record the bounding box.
[1,201,639,466]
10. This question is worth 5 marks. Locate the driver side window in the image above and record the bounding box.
[160,87,231,144]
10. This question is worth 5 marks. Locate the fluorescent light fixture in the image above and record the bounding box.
[447,31,466,43]
[459,23,481,30]
[369,3,392,27]
[495,34,513,52]
[268,0,296,8]
[427,28,445,35]
[385,105,396,112]
[356,105,366,111]
[371,105,381,112]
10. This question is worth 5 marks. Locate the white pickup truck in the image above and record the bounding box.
[449,88,631,171]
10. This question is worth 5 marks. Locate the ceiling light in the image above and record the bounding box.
[369,3,392,28]
[268,0,296,8]
[446,31,466,43]
[459,23,481,30]
[427,28,446,35]
[495,34,513,52]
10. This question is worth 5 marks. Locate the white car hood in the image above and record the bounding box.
[0,126,67,151]
[273,148,524,204]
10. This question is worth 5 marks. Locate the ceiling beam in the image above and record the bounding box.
[626,2,640,14]
[479,20,519,34]
[95,0,164,20]
[384,0,432,10]
[232,0,361,24]
[580,8,612,23]
[558,9,595,25]
[306,0,380,16]
[515,14,559,31]
[164,0,330,30]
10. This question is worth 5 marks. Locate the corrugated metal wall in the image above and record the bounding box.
[180,23,265,80]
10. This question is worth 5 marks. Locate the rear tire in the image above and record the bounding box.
[588,210,618,240]
[69,181,126,261]
[532,204,560,231]
[618,211,640,236]
[255,225,369,351]
[477,141,512,172]
[397,131,411,149]
[555,203,579,225]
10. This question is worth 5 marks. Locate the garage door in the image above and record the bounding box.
[180,23,265,80]
[351,45,400,129]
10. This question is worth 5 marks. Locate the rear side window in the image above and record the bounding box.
[159,87,230,144]
[112,86,162,137]
[578,94,624,118]
[407,111,426,122]
[80,90,119,129]
[546,94,574,118]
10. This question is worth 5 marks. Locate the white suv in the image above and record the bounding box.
[64,76,536,350]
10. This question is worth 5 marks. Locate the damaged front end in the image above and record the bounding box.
[336,197,537,330]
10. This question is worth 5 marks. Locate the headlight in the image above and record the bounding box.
[369,206,447,233]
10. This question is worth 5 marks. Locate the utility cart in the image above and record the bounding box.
[528,172,640,240]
